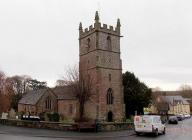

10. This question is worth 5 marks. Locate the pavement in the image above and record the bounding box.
[1,118,192,140]
[0,124,135,139]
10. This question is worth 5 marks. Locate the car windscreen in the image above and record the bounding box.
[135,116,156,124]
[153,117,161,123]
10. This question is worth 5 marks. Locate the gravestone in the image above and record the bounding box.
[1,112,8,119]
[9,108,16,119]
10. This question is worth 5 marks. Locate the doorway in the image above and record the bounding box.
[107,111,113,122]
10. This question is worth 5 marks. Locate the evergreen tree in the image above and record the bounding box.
[123,71,152,118]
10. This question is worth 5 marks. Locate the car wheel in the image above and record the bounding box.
[163,128,166,135]
[154,129,158,136]
[135,132,141,136]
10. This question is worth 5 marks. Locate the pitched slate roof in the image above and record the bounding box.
[53,86,76,100]
[19,88,48,105]
[19,86,77,105]
[162,95,189,105]
[152,91,181,96]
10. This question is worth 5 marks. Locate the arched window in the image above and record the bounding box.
[107,88,113,104]
[69,104,73,114]
[87,38,90,52]
[45,97,52,110]
[109,74,111,81]
[107,36,112,51]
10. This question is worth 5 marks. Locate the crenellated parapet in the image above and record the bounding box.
[79,11,121,39]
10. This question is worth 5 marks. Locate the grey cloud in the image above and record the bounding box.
[1,0,192,90]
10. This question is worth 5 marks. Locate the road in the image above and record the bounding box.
[0,118,192,140]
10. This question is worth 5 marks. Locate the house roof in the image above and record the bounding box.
[53,86,76,100]
[19,88,48,105]
[19,86,77,105]
[162,95,189,105]
[152,91,181,96]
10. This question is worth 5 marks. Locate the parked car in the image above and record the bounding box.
[176,114,184,121]
[180,114,185,120]
[21,115,40,121]
[184,114,191,119]
[134,115,166,136]
[168,116,178,124]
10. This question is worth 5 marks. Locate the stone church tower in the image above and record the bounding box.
[79,11,124,122]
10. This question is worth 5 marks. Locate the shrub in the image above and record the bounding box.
[39,112,46,121]
[47,112,60,122]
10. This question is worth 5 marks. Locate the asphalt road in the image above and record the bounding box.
[0,118,192,140]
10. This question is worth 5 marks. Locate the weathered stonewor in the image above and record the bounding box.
[97,122,134,132]
[79,11,125,122]
[0,119,77,131]
[0,119,134,132]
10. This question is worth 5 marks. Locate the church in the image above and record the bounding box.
[18,11,125,122]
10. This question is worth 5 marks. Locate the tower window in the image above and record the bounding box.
[87,38,91,52]
[109,57,111,63]
[96,56,99,61]
[107,36,112,51]
[109,74,111,81]
[107,88,113,104]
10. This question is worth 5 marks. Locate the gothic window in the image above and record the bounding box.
[69,104,73,114]
[109,74,111,81]
[96,56,99,61]
[88,74,90,80]
[87,38,91,52]
[107,36,112,51]
[45,97,52,110]
[108,57,111,63]
[107,88,113,104]
[24,106,26,112]
[96,86,99,93]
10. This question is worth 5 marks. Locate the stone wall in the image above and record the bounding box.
[0,119,76,131]
[58,100,78,119]
[0,119,134,132]
[97,122,134,132]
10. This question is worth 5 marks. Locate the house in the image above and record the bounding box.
[163,96,190,115]
[18,88,57,115]
[18,87,78,119]
[54,86,78,119]
[149,95,169,115]
[150,94,190,115]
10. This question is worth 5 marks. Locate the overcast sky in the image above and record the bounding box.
[0,0,192,90]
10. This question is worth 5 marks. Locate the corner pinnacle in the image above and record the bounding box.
[95,11,99,22]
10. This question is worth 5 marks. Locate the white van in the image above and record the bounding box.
[134,115,166,136]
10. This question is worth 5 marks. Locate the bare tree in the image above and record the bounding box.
[8,75,32,95]
[0,72,47,112]
[0,71,5,94]
[151,92,169,115]
[0,75,32,112]
[0,71,5,113]
[152,87,162,92]
[179,84,192,91]
[55,79,66,87]
[0,71,13,113]
[178,84,192,98]
[60,66,93,121]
